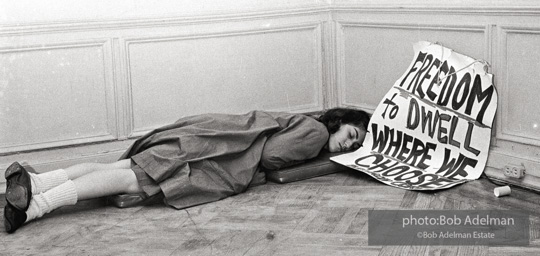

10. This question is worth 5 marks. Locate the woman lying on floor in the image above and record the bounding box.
[4,108,370,233]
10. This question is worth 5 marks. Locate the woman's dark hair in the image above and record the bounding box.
[317,108,370,134]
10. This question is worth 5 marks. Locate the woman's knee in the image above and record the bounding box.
[124,169,143,194]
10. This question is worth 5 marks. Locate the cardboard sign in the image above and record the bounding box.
[332,41,497,190]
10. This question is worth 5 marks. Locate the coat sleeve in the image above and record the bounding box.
[260,114,329,170]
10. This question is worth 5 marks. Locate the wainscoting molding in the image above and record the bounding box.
[496,25,540,146]
[3,4,540,192]
[0,9,331,186]
[334,21,487,113]
[482,25,540,190]
[0,39,118,154]
[0,7,329,36]
[121,22,326,137]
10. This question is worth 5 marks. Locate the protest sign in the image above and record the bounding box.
[332,41,497,190]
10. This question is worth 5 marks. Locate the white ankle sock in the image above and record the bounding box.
[29,169,69,194]
[25,180,78,223]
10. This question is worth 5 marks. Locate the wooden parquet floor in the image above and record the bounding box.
[1,169,539,255]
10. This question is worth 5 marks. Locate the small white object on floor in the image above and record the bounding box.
[494,185,511,197]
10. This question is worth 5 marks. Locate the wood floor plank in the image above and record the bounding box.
[400,191,419,209]
[1,173,540,255]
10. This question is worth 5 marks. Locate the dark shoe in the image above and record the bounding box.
[5,162,33,211]
[4,203,28,234]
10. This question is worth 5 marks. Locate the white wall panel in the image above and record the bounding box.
[498,26,540,145]
[126,25,324,134]
[479,25,540,191]
[0,40,117,153]
[337,22,486,112]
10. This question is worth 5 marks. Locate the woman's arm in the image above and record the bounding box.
[260,114,329,170]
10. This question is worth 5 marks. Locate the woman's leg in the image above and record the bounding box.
[26,168,142,219]
[27,159,132,194]
[73,168,142,201]
[63,159,132,180]
[5,168,144,233]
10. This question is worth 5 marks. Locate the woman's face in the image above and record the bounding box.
[326,124,367,153]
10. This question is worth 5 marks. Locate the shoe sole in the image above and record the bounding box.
[4,204,27,234]
[5,162,31,211]
[4,206,13,233]
[5,162,22,179]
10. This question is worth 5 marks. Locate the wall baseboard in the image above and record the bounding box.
[485,167,540,192]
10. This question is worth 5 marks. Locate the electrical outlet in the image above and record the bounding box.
[503,164,526,179]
